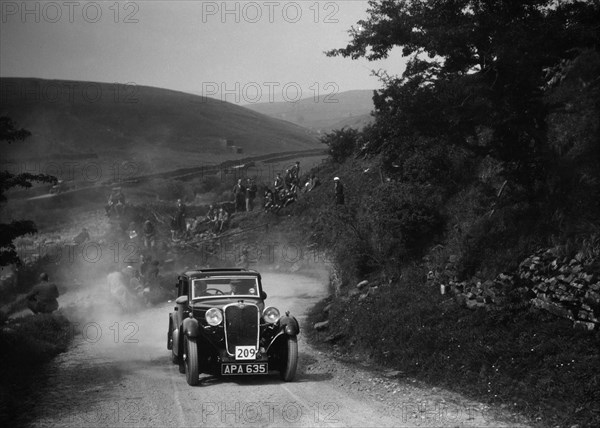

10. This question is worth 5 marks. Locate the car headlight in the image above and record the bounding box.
[205,308,223,326]
[263,306,280,324]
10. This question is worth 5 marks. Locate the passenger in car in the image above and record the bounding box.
[194,280,207,297]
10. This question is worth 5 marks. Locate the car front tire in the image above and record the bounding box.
[280,335,298,382]
[167,319,173,351]
[184,336,200,386]
[171,331,180,364]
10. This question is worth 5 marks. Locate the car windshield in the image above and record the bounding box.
[191,276,259,299]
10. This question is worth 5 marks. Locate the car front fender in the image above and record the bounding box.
[279,315,300,336]
[264,316,299,353]
[182,317,200,338]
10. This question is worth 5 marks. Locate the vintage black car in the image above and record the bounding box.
[167,268,300,386]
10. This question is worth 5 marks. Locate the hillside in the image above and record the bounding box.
[246,89,375,133]
[289,49,600,424]
[325,113,374,132]
[0,78,320,171]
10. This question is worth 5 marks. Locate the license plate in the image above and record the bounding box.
[235,346,257,360]
[221,363,268,375]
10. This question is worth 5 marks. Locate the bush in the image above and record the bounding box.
[151,180,190,201]
[0,313,71,367]
[321,128,360,164]
[310,178,445,286]
[0,313,72,426]
[365,182,445,260]
[193,175,225,195]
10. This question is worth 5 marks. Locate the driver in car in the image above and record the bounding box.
[230,280,254,295]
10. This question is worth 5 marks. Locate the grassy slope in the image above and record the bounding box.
[307,276,600,428]
[279,160,600,427]
[0,78,319,169]
[215,181,598,428]
[323,113,374,132]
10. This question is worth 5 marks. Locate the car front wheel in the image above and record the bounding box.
[167,319,173,351]
[184,336,200,386]
[280,335,298,381]
[171,332,180,364]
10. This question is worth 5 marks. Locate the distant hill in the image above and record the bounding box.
[0,78,320,171]
[245,90,375,133]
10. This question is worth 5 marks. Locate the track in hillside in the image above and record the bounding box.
[24,148,326,202]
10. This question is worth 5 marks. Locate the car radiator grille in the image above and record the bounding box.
[224,304,259,355]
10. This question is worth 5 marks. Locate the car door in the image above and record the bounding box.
[172,276,190,356]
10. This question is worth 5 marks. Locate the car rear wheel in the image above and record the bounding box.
[184,336,200,386]
[280,335,298,381]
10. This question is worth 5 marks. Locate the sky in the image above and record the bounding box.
[0,0,404,104]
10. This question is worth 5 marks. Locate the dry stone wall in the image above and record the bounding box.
[439,248,600,330]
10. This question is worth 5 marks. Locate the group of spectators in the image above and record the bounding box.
[22,161,345,317]
[265,161,303,210]
[232,178,258,213]
[275,161,301,190]
[263,160,346,210]
[107,160,343,246]
[189,204,230,234]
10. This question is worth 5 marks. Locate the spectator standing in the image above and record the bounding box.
[246,178,257,211]
[174,199,187,234]
[232,179,245,213]
[334,177,345,205]
[284,169,294,188]
[139,254,152,283]
[290,161,300,185]
[143,218,156,249]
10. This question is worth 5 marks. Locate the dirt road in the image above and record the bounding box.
[27,272,527,427]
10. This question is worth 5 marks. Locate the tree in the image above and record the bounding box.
[0,117,56,266]
[328,0,600,192]
[323,0,600,278]
[320,127,360,164]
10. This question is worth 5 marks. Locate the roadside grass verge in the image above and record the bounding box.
[306,268,600,428]
[0,313,72,366]
[0,313,72,424]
